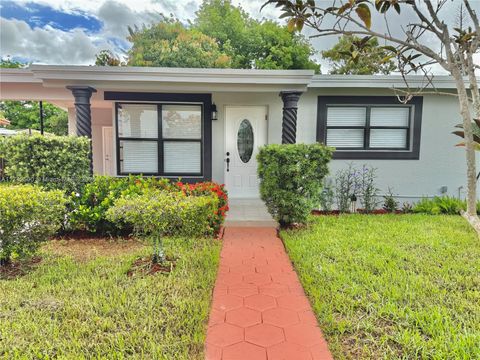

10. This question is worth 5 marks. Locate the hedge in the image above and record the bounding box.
[257,143,333,226]
[0,185,66,264]
[0,134,91,193]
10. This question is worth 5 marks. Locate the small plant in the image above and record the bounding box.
[319,179,335,211]
[358,165,380,213]
[413,196,465,215]
[257,143,333,227]
[401,202,413,214]
[383,188,399,213]
[0,185,66,265]
[334,163,360,213]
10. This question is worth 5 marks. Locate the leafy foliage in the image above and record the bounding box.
[453,118,480,150]
[257,143,332,226]
[0,185,66,264]
[106,189,218,238]
[0,101,68,135]
[0,134,91,193]
[69,176,228,235]
[194,0,319,71]
[94,50,124,66]
[322,35,396,75]
[383,188,399,213]
[413,196,470,215]
[127,19,231,68]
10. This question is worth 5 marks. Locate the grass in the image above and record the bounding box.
[281,214,480,360]
[0,236,221,359]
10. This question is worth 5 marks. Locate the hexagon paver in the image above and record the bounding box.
[277,294,312,311]
[205,227,332,359]
[244,273,272,286]
[212,294,243,312]
[207,323,244,347]
[226,308,261,327]
[259,283,290,297]
[284,324,324,347]
[267,341,312,360]
[245,324,285,347]
[244,294,276,311]
[222,341,267,360]
[262,307,300,327]
[228,286,258,298]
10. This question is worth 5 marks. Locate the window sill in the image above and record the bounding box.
[332,150,419,160]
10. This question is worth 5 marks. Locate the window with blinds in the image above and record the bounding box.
[326,105,411,150]
[117,103,202,175]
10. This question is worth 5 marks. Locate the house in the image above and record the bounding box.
[0,65,477,202]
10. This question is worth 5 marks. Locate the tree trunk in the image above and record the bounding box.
[451,67,478,216]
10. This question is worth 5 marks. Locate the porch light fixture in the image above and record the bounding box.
[211,104,218,121]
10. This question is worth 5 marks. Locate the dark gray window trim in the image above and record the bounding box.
[106,92,212,181]
[317,96,423,160]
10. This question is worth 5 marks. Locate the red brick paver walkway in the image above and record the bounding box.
[205,227,333,360]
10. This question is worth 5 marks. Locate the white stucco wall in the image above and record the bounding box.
[69,107,113,175]
[212,88,476,201]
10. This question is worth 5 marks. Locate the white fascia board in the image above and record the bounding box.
[309,74,477,89]
[0,68,41,83]
[27,65,314,86]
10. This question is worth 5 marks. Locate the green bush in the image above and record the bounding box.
[68,175,170,234]
[413,196,466,215]
[0,134,91,193]
[257,143,333,226]
[106,189,218,238]
[0,185,66,264]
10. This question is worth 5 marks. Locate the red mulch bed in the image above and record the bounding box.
[312,209,403,216]
[0,256,42,279]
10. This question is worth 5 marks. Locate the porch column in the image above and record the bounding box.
[280,91,303,144]
[66,86,97,175]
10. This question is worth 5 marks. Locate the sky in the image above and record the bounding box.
[0,0,479,73]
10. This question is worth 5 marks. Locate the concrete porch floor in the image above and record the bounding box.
[226,199,277,227]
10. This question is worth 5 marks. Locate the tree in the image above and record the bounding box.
[127,19,231,68]
[0,101,68,135]
[193,0,320,72]
[322,35,396,74]
[263,0,480,226]
[0,60,68,135]
[95,50,123,66]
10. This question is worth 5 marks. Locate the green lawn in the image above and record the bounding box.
[281,215,480,360]
[0,237,220,359]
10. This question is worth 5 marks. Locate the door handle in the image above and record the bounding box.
[226,152,230,172]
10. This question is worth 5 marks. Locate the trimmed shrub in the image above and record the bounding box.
[68,175,170,234]
[174,181,228,233]
[69,176,228,235]
[257,143,333,226]
[0,185,66,264]
[106,189,218,238]
[0,134,91,193]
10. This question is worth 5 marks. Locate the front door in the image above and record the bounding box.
[102,126,114,175]
[225,106,268,198]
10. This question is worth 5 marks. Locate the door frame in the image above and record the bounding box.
[223,104,269,198]
[102,126,113,176]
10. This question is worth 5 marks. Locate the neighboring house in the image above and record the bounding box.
[0,65,478,201]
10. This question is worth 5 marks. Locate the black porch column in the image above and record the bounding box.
[280,91,302,144]
[67,86,97,175]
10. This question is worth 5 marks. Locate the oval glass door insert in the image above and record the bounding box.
[237,119,254,163]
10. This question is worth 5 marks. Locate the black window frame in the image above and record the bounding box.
[317,96,423,160]
[106,92,212,181]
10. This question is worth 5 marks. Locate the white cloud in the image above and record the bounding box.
[0,17,109,64]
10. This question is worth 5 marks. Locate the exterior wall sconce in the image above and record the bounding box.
[212,104,218,121]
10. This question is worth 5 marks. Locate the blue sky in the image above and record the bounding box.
[0,0,477,71]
